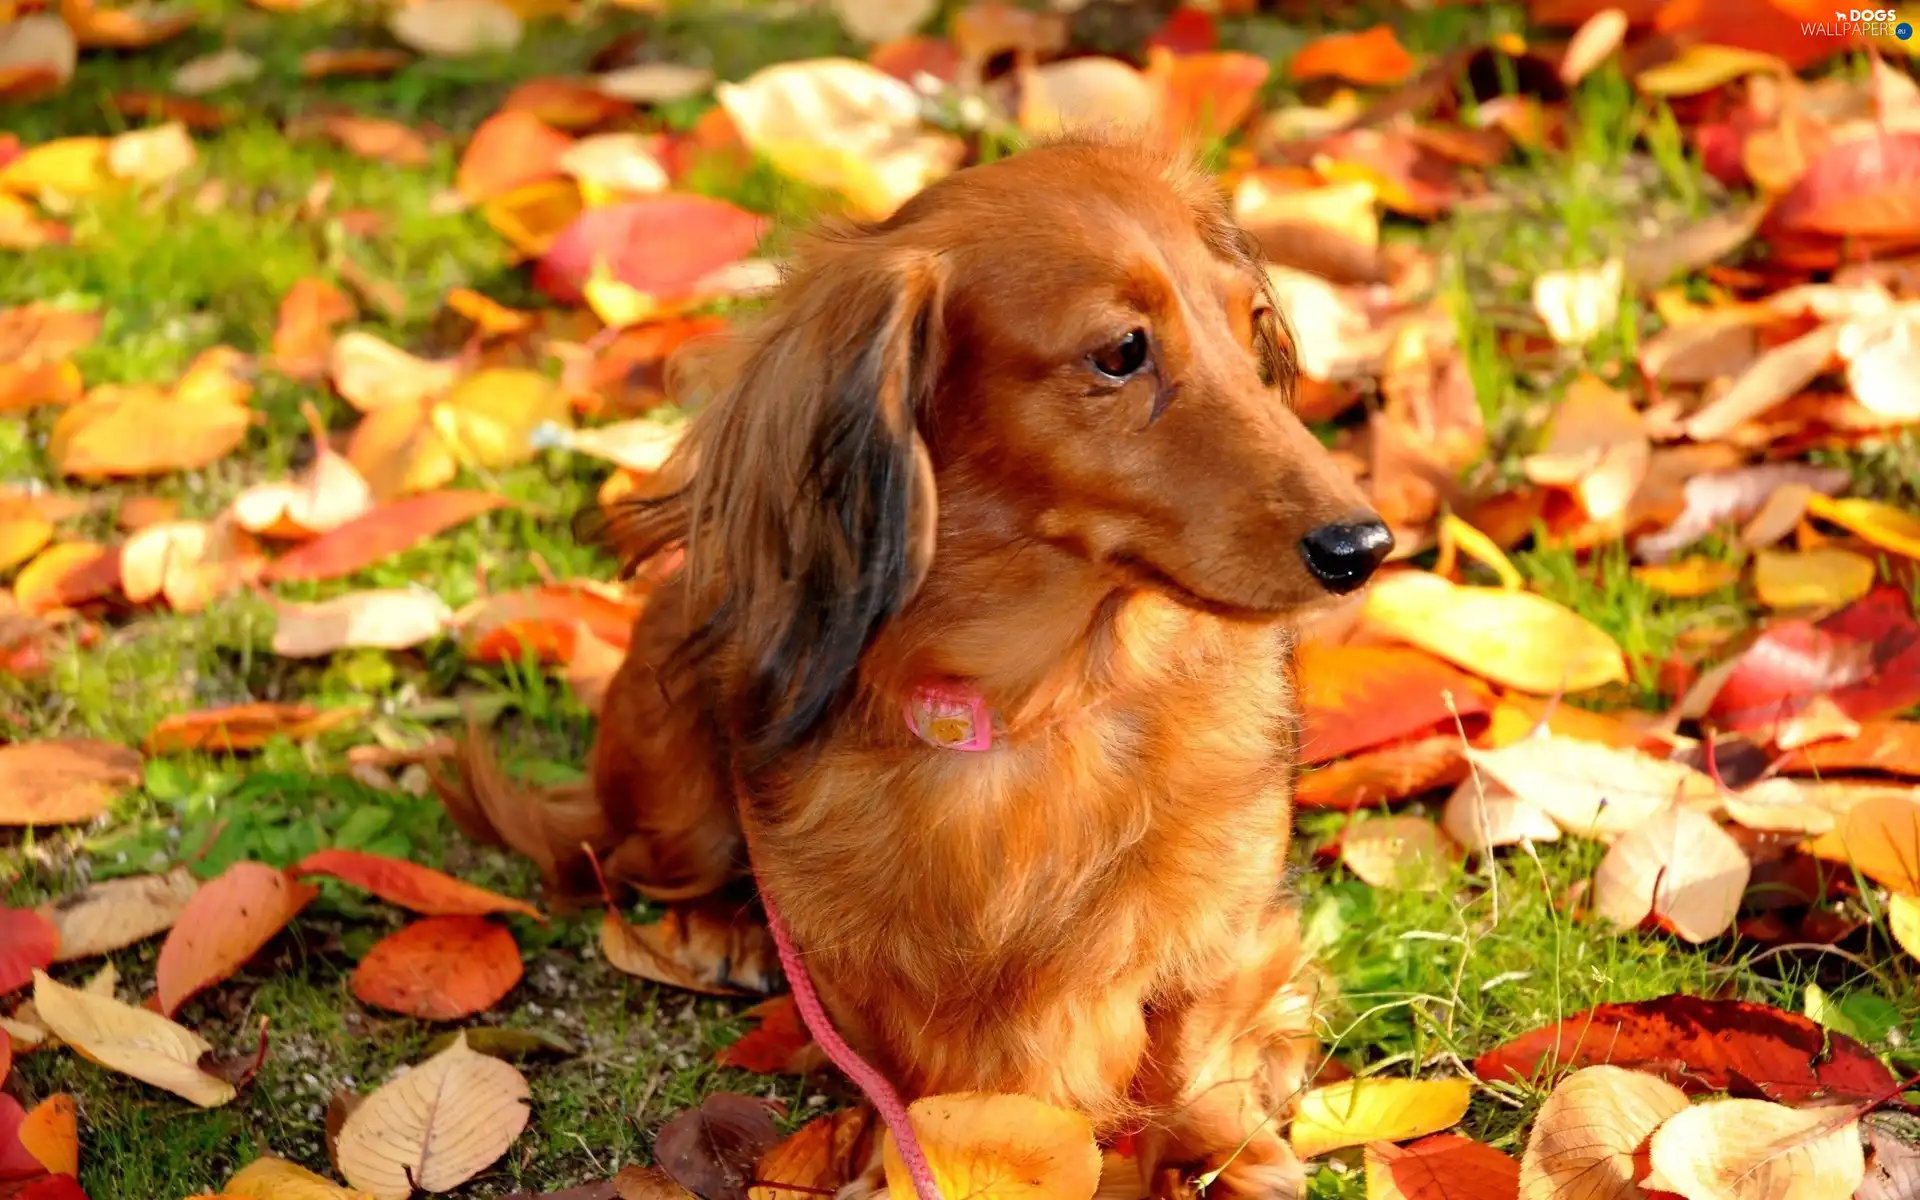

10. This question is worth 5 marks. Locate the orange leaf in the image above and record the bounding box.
[270,278,356,380]
[750,1108,872,1198]
[299,48,412,79]
[1364,1134,1518,1200]
[155,862,316,1014]
[49,386,253,479]
[459,583,641,664]
[0,909,57,995]
[1295,734,1468,811]
[1772,132,1920,241]
[1653,0,1849,69]
[262,490,511,583]
[17,1094,76,1177]
[61,0,193,48]
[0,517,54,573]
[292,849,542,921]
[1297,643,1489,764]
[444,287,535,337]
[143,701,366,755]
[499,76,635,129]
[0,361,82,412]
[13,542,119,615]
[1149,47,1269,142]
[350,916,522,1020]
[716,995,819,1075]
[1290,25,1416,86]
[457,110,572,204]
[306,113,433,167]
[0,739,143,826]
[0,303,100,365]
[1777,720,1920,778]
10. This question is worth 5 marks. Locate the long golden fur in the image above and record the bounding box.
[443,132,1392,1198]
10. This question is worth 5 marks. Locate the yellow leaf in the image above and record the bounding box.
[1801,792,1920,893]
[1635,44,1787,97]
[480,177,583,258]
[1634,558,1741,597]
[225,1156,376,1199]
[558,132,669,198]
[432,367,570,470]
[0,137,112,198]
[1468,735,1716,840]
[335,1033,530,1199]
[1520,1066,1689,1200]
[106,121,196,185]
[1888,892,1920,961]
[50,388,252,479]
[882,1093,1100,1200]
[582,259,660,329]
[1531,259,1623,348]
[1435,512,1522,589]
[1805,494,1920,561]
[0,516,53,572]
[1291,1078,1472,1159]
[1360,571,1628,694]
[1645,1100,1863,1200]
[30,967,236,1107]
[1753,547,1876,609]
[1592,805,1750,943]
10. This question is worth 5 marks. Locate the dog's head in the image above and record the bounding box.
[603,133,1389,765]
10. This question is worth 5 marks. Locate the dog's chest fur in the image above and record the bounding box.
[746,605,1299,1116]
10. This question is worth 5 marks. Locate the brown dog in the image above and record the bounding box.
[447,132,1392,1197]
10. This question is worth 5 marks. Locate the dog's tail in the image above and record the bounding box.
[427,722,612,909]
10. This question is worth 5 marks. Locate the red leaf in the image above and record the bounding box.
[1369,1134,1518,1200]
[1147,7,1217,54]
[462,583,641,665]
[1297,643,1489,764]
[263,490,511,583]
[1473,994,1896,1104]
[1771,132,1920,241]
[458,111,573,205]
[869,35,960,86]
[155,862,316,1015]
[1709,586,1920,738]
[0,1097,41,1181]
[1153,49,1270,142]
[0,909,56,996]
[1653,0,1850,70]
[350,916,523,1020]
[292,849,543,921]
[714,996,818,1075]
[533,195,767,308]
[0,1028,10,1084]
[12,1177,86,1200]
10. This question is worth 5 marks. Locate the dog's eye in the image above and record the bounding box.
[1089,329,1150,381]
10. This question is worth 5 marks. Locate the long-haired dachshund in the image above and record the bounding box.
[446,131,1392,1198]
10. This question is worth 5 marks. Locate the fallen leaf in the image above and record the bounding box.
[145,701,366,754]
[224,1156,373,1199]
[1361,571,1628,694]
[533,195,765,311]
[1772,131,1920,241]
[884,1093,1098,1200]
[299,49,413,80]
[263,491,510,583]
[457,110,571,204]
[1634,558,1742,597]
[49,386,252,479]
[0,518,53,571]
[1776,720,1920,778]
[1292,1078,1472,1159]
[0,739,142,826]
[1635,464,1850,563]
[1532,258,1624,347]
[335,1032,530,1198]
[601,901,780,997]
[1889,893,1920,962]
[421,1026,575,1062]
[1441,773,1563,853]
[0,910,57,995]
[0,138,111,198]
[558,133,669,200]
[1558,8,1628,85]
[387,0,522,58]
[715,58,963,218]
[297,114,432,168]
[1521,374,1649,524]
[1018,56,1158,138]
[1339,816,1457,891]
[155,862,317,1014]
[12,543,118,615]
[271,587,453,656]
[1721,777,1847,836]
[831,0,934,43]
[1645,1099,1863,1200]
[1853,1114,1920,1200]
[17,1095,76,1178]
[1683,322,1842,442]
[1295,735,1470,812]
[231,406,374,539]
[1474,994,1896,1102]
[0,16,77,102]
[1635,43,1787,96]
[30,969,235,1107]
[1837,303,1920,419]
[270,278,356,380]
[118,517,263,613]
[748,1108,870,1200]
[350,916,522,1020]
[1803,792,1920,892]
[292,849,541,920]
[1149,48,1269,143]
[657,1094,785,1200]
[1804,495,1920,562]
[1290,25,1416,86]
[1295,642,1489,764]
[106,121,195,185]
[716,996,819,1075]
[1592,806,1751,942]
[1708,586,1920,738]
[1364,1134,1519,1200]
[1467,735,1718,841]
[1519,1065,1689,1200]
[1753,547,1876,610]
[0,1095,37,1179]
[328,332,461,415]
[348,368,571,497]
[40,868,197,961]
[0,304,99,365]
[593,62,714,105]
[171,46,260,95]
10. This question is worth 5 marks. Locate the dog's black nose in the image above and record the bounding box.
[1299,519,1394,593]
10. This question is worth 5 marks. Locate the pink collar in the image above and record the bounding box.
[902,681,994,751]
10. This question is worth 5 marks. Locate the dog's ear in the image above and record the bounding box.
[665,238,947,767]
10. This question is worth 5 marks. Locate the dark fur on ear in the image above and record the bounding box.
[587,225,947,771]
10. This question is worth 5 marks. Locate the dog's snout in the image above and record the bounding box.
[1298,518,1393,593]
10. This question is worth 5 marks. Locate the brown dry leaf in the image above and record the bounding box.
[1593,806,1750,943]
[0,738,142,826]
[656,1093,785,1199]
[884,1093,1100,1200]
[1644,1100,1863,1200]
[593,62,713,104]
[1722,777,1847,836]
[1635,463,1850,563]
[40,868,198,961]
[1684,322,1843,441]
[300,48,412,80]
[30,968,235,1107]
[1441,774,1562,853]
[715,58,964,219]
[1521,374,1650,524]
[831,0,935,43]
[271,588,454,657]
[1519,1065,1689,1200]
[601,902,779,997]
[1753,547,1877,610]
[387,0,522,57]
[1467,736,1718,840]
[0,15,78,102]
[1339,816,1456,891]
[335,1032,531,1199]
[1360,572,1628,694]
[298,114,433,168]
[145,701,367,755]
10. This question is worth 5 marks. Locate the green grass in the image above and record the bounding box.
[4,1,1920,1197]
